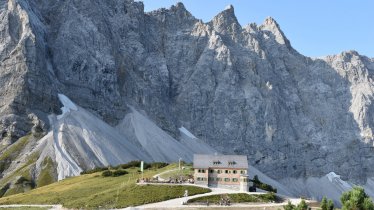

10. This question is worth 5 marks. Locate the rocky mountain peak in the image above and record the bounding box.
[340,50,361,60]
[169,2,191,17]
[224,4,234,12]
[260,16,291,48]
[210,4,241,36]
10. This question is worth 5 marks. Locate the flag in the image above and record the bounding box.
[140,161,144,172]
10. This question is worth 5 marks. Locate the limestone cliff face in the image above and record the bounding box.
[1,0,374,183]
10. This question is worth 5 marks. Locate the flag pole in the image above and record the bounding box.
[140,161,144,180]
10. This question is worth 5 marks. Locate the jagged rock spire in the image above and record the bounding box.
[260,16,291,48]
[210,4,241,36]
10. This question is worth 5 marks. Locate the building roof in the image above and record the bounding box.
[193,154,248,169]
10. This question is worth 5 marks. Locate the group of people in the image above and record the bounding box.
[219,194,231,206]
[136,176,194,184]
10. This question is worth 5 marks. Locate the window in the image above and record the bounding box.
[197,177,205,181]
[216,178,222,181]
[208,177,215,181]
[213,161,221,165]
[224,178,230,182]
[217,170,222,174]
[240,170,246,174]
[225,170,229,174]
[210,169,214,173]
[198,169,205,173]
[232,178,238,182]
[233,170,237,174]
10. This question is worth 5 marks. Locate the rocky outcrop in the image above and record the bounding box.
[1,0,374,185]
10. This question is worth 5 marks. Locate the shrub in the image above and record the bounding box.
[262,192,276,202]
[80,167,108,175]
[149,162,168,169]
[321,196,334,210]
[284,201,295,210]
[327,199,334,210]
[102,170,113,177]
[15,177,30,185]
[251,175,277,193]
[86,161,169,175]
[283,199,309,210]
[259,183,277,193]
[341,187,374,210]
[119,160,143,169]
[112,170,128,177]
[102,169,128,177]
[321,196,327,210]
[297,199,308,210]
[15,176,35,188]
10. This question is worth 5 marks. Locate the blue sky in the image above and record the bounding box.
[139,0,373,58]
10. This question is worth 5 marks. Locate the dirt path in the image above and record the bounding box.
[0,204,64,209]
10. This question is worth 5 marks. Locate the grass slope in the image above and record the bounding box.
[0,135,31,174]
[187,193,279,204]
[37,157,55,187]
[158,164,193,179]
[0,134,42,197]
[0,164,211,209]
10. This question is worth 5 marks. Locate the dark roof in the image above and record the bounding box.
[193,154,248,169]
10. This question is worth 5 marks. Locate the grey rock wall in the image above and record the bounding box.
[1,0,374,184]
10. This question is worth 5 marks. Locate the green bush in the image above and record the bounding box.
[252,175,277,193]
[284,201,295,210]
[112,170,128,177]
[327,199,334,210]
[14,177,35,189]
[341,187,374,210]
[15,177,30,185]
[297,199,308,210]
[262,192,277,202]
[118,160,143,169]
[88,161,169,175]
[101,170,113,177]
[102,169,128,177]
[283,199,309,210]
[321,196,334,210]
[80,167,109,175]
[149,162,168,169]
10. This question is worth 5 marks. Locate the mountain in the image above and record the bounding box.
[1,0,374,202]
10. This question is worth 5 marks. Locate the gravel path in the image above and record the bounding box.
[0,204,64,209]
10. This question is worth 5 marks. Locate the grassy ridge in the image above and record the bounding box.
[37,157,56,187]
[0,135,31,174]
[0,164,211,209]
[0,134,42,197]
